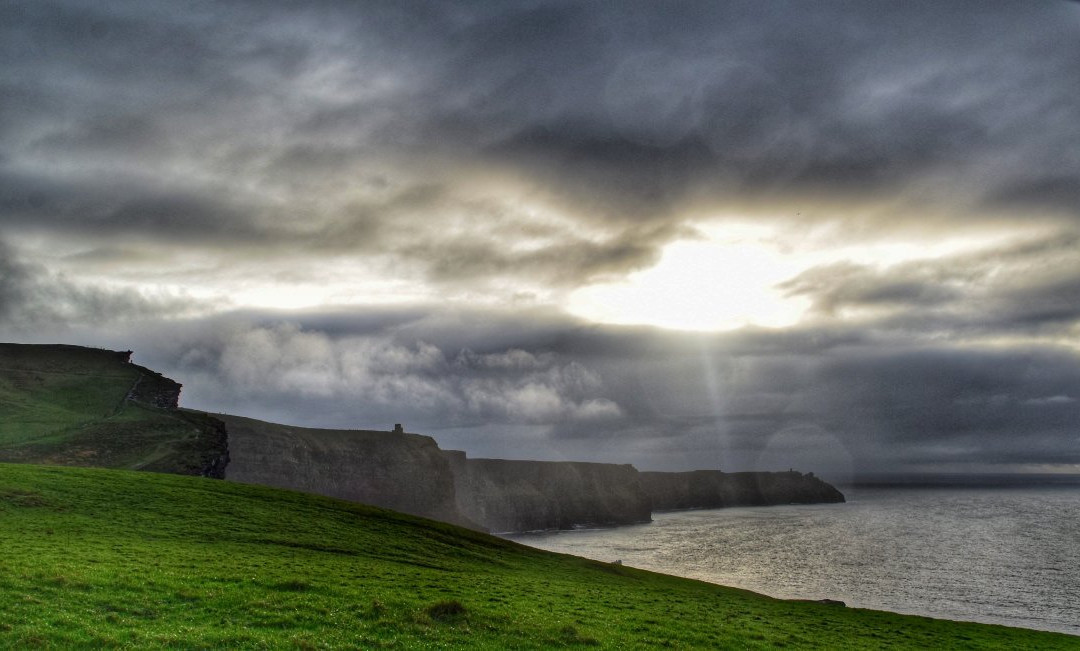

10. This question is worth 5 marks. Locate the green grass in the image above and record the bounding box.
[0,345,139,444]
[0,344,224,474]
[1,463,1075,649]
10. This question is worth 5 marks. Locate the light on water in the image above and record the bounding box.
[510,486,1080,635]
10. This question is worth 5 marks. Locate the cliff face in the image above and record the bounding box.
[148,410,230,479]
[219,415,477,529]
[445,452,652,533]
[640,470,845,510]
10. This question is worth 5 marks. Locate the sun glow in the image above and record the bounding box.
[567,226,811,331]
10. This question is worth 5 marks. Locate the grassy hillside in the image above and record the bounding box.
[1,463,1075,649]
[0,344,226,475]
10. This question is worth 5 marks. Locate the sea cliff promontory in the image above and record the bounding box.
[640,469,845,510]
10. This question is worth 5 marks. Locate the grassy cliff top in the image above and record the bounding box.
[1,462,1075,649]
[0,343,225,475]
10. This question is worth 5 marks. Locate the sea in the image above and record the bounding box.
[508,484,1080,636]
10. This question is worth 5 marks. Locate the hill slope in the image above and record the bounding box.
[1,463,1075,649]
[0,344,227,476]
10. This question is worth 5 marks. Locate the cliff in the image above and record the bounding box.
[219,415,477,529]
[2,343,845,533]
[0,343,227,477]
[444,451,652,533]
[640,469,845,511]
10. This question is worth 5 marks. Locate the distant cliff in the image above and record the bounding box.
[219,415,477,529]
[640,470,845,510]
[444,451,652,533]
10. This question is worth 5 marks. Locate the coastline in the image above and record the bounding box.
[511,486,1080,637]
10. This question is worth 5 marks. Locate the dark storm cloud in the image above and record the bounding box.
[804,347,1080,466]
[781,230,1080,336]
[988,176,1080,217]
[779,261,963,315]
[0,168,276,244]
[121,317,624,437]
[398,222,672,287]
[570,334,1080,471]
[0,240,192,329]
[997,274,1080,328]
[452,1,1080,222]
[0,242,33,323]
[4,0,1079,291]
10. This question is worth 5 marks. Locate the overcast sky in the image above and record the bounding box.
[2,0,1079,479]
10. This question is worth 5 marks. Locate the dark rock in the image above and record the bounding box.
[125,371,182,410]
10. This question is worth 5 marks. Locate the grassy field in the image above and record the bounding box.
[1,463,1076,649]
[0,344,225,475]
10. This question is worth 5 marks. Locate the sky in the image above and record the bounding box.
[2,0,1079,479]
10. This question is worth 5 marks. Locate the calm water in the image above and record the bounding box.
[509,486,1080,635]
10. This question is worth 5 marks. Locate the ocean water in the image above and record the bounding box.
[508,486,1080,636]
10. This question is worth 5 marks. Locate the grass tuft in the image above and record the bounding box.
[271,579,312,592]
[558,624,600,646]
[425,600,467,621]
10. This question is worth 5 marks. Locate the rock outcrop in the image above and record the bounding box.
[444,451,652,533]
[126,371,182,410]
[219,415,477,529]
[640,469,845,510]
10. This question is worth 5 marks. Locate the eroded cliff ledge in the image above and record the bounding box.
[444,451,653,533]
[640,469,845,511]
